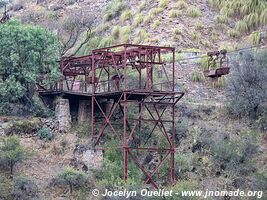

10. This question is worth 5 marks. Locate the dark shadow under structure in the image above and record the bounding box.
[38,44,184,188]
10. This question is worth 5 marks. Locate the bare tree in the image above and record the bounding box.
[45,9,95,56]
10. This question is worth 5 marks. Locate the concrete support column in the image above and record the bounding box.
[78,100,91,124]
[55,98,71,132]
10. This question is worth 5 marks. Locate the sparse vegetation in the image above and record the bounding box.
[12,176,39,199]
[5,119,41,136]
[120,9,132,22]
[190,71,205,82]
[0,1,266,199]
[152,19,160,29]
[169,9,182,18]
[228,29,240,38]
[96,23,109,33]
[98,36,115,48]
[173,27,181,35]
[187,6,201,17]
[103,0,126,22]
[133,13,143,27]
[209,0,267,34]
[235,20,249,33]
[215,15,229,24]
[220,6,234,17]
[213,76,226,88]
[144,7,163,23]
[211,31,218,42]
[119,25,131,43]
[0,174,13,199]
[111,25,120,39]
[248,31,261,45]
[138,1,146,12]
[159,0,170,8]
[196,22,204,30]
[176,0,187,10]
[199,56,209,70]
[191,32,200,41]
[134,29,149,44]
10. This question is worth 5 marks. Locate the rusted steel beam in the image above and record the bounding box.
[39,44,184,188]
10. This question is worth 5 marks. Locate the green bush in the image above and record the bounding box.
[120,9,132,22]
[253,172,267,192]
[258,109,267,131]
[209,0,267,31]
[212,132,258,177]
[0,136,28,175]
[173,27,181,35]
[144,8,163,23]
[0,174,13,200]
[6,118,41,136]
[0,21,60,114]
[95,139,142,189]
[248,31,261,45]
[133,13,143,27]
[175,153,195,179]
[190,32,200,41]
[151,19,160,29]
[103,0,126,22]
[196,22,204,29]
[235,20,249,33]
[215,15,229,24]
[119,26,131,43]
[169,9,182,18]
[159,0,170,8]
[56,167,88,194]
[176,0,188,9]
[260,8,267,25]
[187,6,201,17]
[138,1,146,12]
[228,29,240,38]
[211,31,218,42]
[38,127,53,140]
[198,56,209,70]
[220,6,234,17]
[226,49,267,119]
[98,36,115,48]
[12,176,39,200]
[95,23,109,33]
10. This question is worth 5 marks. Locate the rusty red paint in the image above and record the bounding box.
[38,44,184,188]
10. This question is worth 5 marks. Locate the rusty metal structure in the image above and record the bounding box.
[38,44,184,188]
[204,49,229,78]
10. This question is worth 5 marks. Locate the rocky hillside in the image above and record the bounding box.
[0,1,266,200]
[3,0,267,54]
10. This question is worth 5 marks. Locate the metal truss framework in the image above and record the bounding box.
[39,44,184,188]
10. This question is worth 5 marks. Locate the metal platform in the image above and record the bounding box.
[37,44,184,188]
